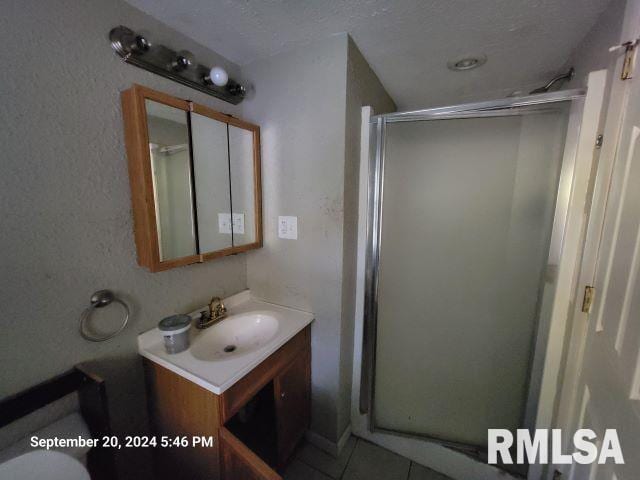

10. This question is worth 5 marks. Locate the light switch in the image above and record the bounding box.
[278,216,298,240]
[218,213,232,234]
[232,213,245,234]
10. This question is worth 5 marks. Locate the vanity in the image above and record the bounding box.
[138,291,313,480]
[125,82,308,479]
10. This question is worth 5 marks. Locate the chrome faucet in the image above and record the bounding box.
[196,296,227,329]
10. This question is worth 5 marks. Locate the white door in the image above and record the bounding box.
[560,3,640,479]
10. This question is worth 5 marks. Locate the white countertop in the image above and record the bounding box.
[138,290,314,395]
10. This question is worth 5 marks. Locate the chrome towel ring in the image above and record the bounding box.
[79,290,130,342]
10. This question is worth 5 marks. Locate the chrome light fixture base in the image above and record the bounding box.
[109,26,245,105]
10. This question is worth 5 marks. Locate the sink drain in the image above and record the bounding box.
[224,345,237,353]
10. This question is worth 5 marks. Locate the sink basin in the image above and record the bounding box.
[190,311,279,361]
[138,290,314,394]
[0,450,90,480]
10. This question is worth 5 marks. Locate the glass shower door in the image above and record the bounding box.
[368,106,570,448]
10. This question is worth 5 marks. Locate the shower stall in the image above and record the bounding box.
[352,74,605,480]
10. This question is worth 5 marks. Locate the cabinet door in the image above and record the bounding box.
[144,360,220,480]
[228,123,262,250]
[274,350,311,465]
[219,427,282,480]
[190,110,233,254]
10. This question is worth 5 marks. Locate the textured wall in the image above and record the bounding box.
[241,35,349,442]
[241,34,395,445]
[0,1,246,478]
[338,38,395,437]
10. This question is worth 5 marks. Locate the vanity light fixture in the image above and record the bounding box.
[109,26,246,105]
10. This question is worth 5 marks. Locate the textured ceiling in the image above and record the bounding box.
[125,0,610,109]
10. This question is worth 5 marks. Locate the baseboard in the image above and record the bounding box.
[305,424,352,458]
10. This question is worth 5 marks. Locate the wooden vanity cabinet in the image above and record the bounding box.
[274,350,311,465]
[143,326,310,480]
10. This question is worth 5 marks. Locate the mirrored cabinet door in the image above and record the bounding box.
[145,100,198,261]
[122,84,262,272]
[228,123,261,249]
[190,110,233,255]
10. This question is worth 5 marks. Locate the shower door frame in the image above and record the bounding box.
[359,89,587,452]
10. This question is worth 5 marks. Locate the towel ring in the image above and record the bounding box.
[79,290,130,342]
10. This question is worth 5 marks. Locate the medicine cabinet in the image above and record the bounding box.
[121,85,262,272]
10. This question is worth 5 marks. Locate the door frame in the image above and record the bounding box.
[351,71,606,480]
[363,89,587,439]
[551,3,640,478]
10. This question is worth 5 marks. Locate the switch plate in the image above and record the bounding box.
[218,213,232,234]
[232,213,245,234]
[278,216,298,240]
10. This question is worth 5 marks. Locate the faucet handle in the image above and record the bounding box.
[214,301,227,315]
[209,296,227,319]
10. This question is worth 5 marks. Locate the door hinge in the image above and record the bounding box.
[610,39,639,80]
[595,134,604,148]
[582,286,595,313]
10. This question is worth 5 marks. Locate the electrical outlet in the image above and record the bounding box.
[278,216,298,240]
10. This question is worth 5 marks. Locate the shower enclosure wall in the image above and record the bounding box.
[352,72,606,480]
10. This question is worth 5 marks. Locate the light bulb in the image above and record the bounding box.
[208,66,228,87]
[172,50,194,71]
[132,30,152,54]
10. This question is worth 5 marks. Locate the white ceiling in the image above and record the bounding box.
[126,0,611,110]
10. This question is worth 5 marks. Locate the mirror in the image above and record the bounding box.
[229,125,258,248]
[122,85,262,272]
[191,112,233,254]
[145,100,197,261]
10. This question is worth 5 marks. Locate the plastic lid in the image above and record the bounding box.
[158,314,192,332]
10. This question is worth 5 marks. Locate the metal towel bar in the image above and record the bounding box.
[79,290,129,342]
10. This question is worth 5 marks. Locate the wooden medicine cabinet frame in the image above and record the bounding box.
[121,84,262,272]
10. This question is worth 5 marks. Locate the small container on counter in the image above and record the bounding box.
[158,314,192,354]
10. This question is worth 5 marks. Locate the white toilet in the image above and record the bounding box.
[0,450,90,480]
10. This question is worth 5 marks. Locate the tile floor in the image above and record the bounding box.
[284,436,453,480]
